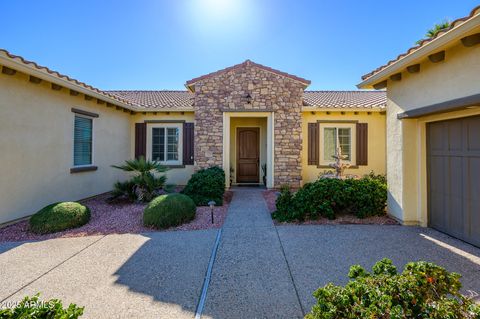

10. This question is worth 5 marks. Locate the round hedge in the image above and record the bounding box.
[143,194,196,229]
[29,202,91,234]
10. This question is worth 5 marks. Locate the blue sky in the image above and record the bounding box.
[1,1,478,90]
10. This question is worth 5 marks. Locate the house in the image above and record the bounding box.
[0,52,386,224]
[358,5,480,247]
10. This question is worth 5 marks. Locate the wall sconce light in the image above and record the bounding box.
[245,93,252,104]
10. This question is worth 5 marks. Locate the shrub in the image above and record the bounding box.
[29,202,90,234]
[111,156,167,202]
[273,176,387,222]
[182,166,225,206]
[306,258,480,319]
[364,170,387,184]
[143,193,196,229]
[351,177,387,218]
[272,185,297,222]
[0,294,84,318]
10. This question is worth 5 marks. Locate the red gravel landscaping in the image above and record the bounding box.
[262,190,398,226]
[0,191,233,243]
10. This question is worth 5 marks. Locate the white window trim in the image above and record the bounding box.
[319,123,356,166]
[72,114,94,168]
[146,123,183,165]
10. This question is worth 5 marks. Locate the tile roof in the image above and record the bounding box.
[303,91,386,109]
[1,48,385,110]
[106,90,386,109]
[0,49,137,108]
[361,5,480,81]
[106,90,194,109]
[185,60,311,88]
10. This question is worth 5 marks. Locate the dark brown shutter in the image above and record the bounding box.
[183,122,194,165]
[135,123,147,159]
[356,123,368,165]
[307,123,319,165]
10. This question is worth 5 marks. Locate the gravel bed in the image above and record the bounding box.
[0,191,233,243]
[262,190,398,226]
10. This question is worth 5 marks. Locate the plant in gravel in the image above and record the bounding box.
[272,185,298,222]
[306,258,480,319]
[29,202,90,234]
[0,294,84,318]
[182,166,225,206]
[111,156,168,202]
[272,175,387,222]
[143,193,196,229]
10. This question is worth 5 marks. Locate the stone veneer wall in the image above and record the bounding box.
[193,62,305,187]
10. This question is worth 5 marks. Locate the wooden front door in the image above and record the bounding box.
[237,127,260,183]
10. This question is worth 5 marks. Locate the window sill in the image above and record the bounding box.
[70,166,98,174]
[164,164,185,169]
[317,165,359,169]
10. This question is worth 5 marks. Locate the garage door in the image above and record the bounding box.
[427,115,480,247]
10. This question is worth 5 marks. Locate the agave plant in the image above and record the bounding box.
[110,156,168,202]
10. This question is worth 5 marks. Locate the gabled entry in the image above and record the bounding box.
[237,127,260,183]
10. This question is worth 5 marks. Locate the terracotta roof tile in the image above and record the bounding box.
[362,5,480,81]
[107,90,194,109]
[106,90,385,109]
[303,91,386,109]
[185,60,311,87]
[0,49,137,108]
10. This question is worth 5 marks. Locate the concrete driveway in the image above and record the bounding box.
[1,190,479,318]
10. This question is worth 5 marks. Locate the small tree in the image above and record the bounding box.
[416,20,451,44]
[111,156,168,202]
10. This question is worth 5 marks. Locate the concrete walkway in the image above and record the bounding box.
[1,188,480,318]
[203,188,304,318]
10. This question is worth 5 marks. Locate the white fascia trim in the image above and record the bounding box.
[357,14,480,89]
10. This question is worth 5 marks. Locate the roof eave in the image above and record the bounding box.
[0,54,142,111]
[357,13,480,89]
[302,106,385,112]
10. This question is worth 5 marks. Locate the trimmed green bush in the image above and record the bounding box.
[306,258,480,319]
[0,294,84,318]
[143,193,196,229]
[29,202,90,234]
[272,176,387,222]
[182,166,225,206]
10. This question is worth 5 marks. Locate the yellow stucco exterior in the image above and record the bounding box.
[130,112,195,186]
[301,111,386,184]
[0,70,131,224]
[0,55,388,225]
[381,34,480,226]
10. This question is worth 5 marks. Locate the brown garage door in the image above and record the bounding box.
[427,115,480,247]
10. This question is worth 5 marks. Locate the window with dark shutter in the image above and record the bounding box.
[307,123,319,165]
[135,123,147,159]
[73,115,93,166]
[356,123,368,165]
[183,123,194,165]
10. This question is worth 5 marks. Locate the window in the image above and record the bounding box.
[319,123,356,166]
[73,115,93,166]
[147,123,182,165]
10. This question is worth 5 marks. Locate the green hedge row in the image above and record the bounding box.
[272,176,387,222]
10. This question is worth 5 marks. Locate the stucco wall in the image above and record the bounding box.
[0,71,131,224]
[386,41,480,225]
[301,111,386,184]
[129,112,195,185]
